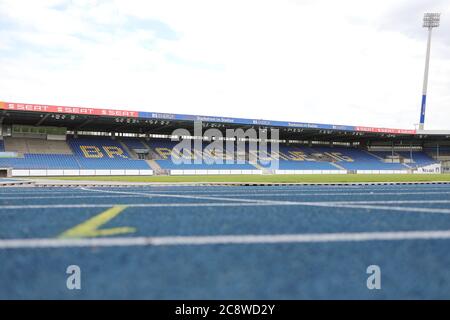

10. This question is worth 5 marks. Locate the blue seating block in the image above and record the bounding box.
[0,154,79,169]
[67,138,150,170]
[0,136,437,172]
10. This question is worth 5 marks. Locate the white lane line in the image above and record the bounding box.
[0,202,283,210]
[9,191,450,201]
[156,191,450,197]
[114,185,450,189]
[327,200,450,204]
[0,191,104,195]
[83,187,450,193]
[0,195,146,200]
[5,184,444,192]
[3,187,450,214]
[78,188,450,205]
[321,204,450,214]
[79,187,289,205]
[2,229,450,249]
[1,201,450,214]
[79,187,450,214]
[0,186,448,196]
[2,191,450,201]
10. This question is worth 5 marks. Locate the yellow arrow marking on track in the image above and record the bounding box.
[59,205,135,238]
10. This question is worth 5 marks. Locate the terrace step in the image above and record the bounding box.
[119,140,137,159]
[146,159,168,175]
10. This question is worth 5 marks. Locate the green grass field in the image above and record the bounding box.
[42,174,450,183]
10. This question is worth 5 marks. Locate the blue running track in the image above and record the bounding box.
[1,184,450,299]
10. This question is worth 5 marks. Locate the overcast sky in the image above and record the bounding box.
[0,0,449,129]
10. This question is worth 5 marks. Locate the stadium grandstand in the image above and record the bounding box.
[0,100,448,178]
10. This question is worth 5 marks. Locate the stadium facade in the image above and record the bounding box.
[0,101,449,177]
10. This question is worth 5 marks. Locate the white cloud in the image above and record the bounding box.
[0,0,449,129]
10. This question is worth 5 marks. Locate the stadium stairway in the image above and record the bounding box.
[366,150,436,168]
[118,140,137,159]
[121,138,163,160]
[363,149,385,161]
[397,151,437,168]
[141,140,166,160]
[363,149,413,169]
[249,160,265,171]
[145,159,166,174]
[330,162,347,170]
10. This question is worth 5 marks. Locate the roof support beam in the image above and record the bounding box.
[145,124,176,135]
[35,114,50,126]
[76,118,94,130]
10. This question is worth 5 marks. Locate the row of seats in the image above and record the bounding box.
[367,150,437,168]
[3,137,73,154]
[397,152,437,166]
[147,139,437,170]
[274,145,338,170]
[0,154,79,169]
[0,137,150,170]
[66,138,150,169]
[121,138,148,150]
[313,147,408,170]
[0,137,438,171]
[148,139,255,170]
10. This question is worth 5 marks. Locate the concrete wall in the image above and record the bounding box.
[170,170,262,175]
[12,169,153,177]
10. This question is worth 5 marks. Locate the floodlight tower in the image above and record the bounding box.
[419,12,440,131]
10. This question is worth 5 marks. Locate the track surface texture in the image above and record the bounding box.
[1,184,450,299]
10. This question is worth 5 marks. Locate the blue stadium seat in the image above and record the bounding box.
[146,140,436,171]
[148,139,255,170]
[396,151,436,167]
[310,147,409,170]
[0,137,151,170]
[0,154,79,169]
[121,138,148,150]
[0,136,437,172]
[369,150,437,168]
[67,137,150,170]
[269,145,339,170]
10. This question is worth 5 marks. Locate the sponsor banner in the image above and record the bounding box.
[2,101,415,135]
[0,151,18,158]
[141,111,414,134]
[138,111,357,132]
[355,126,416,135]
[416,163,441,174]
[3,102,139,118]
